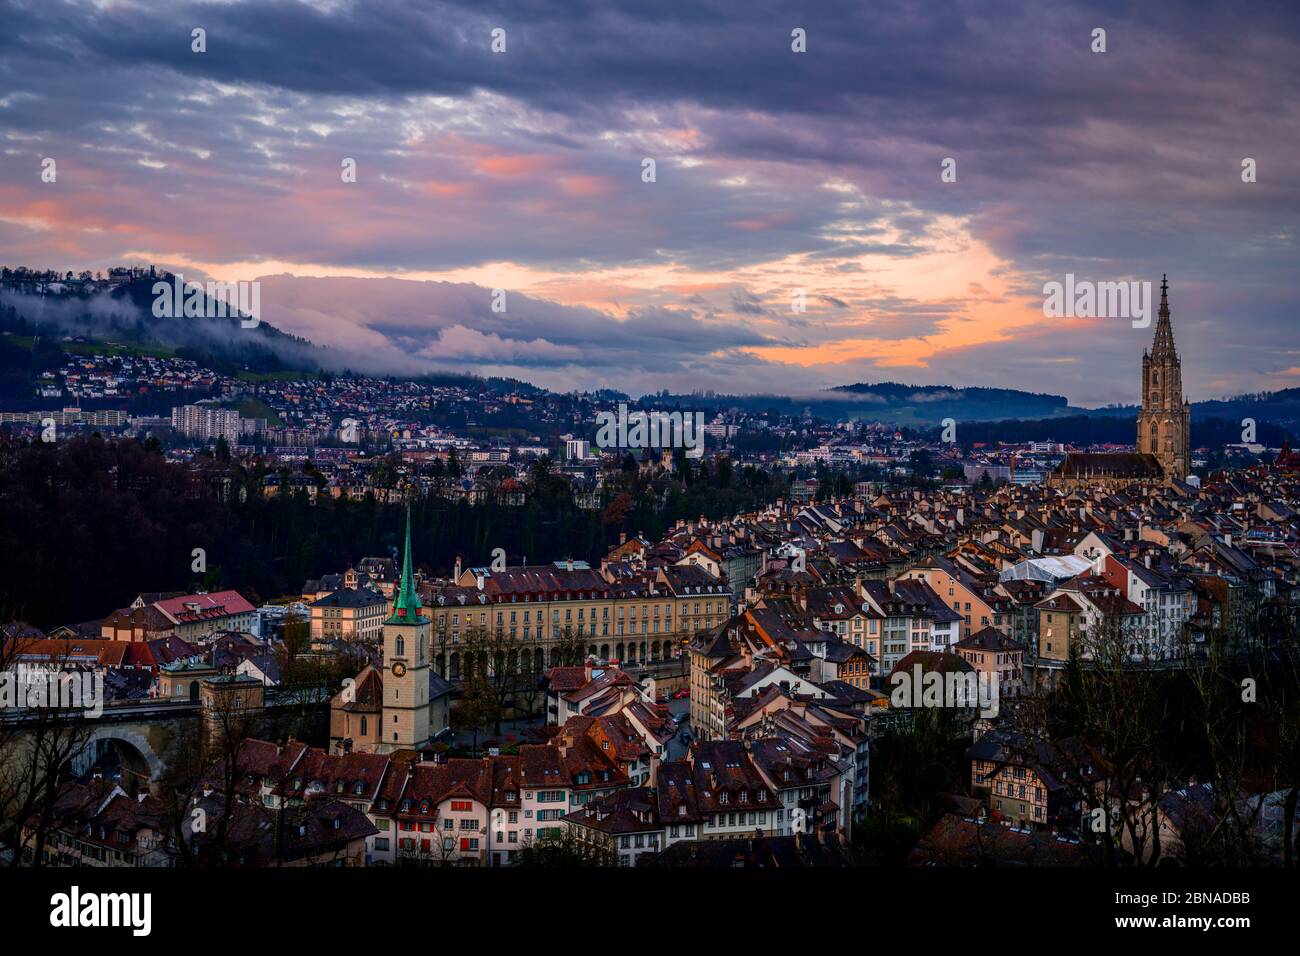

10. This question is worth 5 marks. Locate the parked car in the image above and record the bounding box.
[673,712,688,724]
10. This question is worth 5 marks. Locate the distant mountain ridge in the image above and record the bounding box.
[650,382,1071,425]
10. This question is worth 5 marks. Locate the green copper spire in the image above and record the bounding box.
[389,505,422,624]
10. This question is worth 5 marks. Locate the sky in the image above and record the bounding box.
[1,0,1297,405]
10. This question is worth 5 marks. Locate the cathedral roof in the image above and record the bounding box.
[1053,453,1164,479]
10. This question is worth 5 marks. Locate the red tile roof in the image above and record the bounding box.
[153,590,255,624]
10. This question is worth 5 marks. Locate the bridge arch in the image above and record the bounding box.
[72,724,164,787]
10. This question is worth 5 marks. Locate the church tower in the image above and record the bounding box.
[1136,275,1191,481]
[381,507,431,752]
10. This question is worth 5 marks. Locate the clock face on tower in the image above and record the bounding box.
[391,661,407,678]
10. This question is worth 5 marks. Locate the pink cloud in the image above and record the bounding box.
[474,154,554,178]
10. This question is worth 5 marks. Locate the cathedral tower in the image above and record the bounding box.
[1136,275,1191,481]
[381,506,431,751]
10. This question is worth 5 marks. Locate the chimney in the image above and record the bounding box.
[1031,529,1044,554]
[1144,554,1151,569]
[454,556,462,579]
[476,573,485,590]
[619,532,627,545]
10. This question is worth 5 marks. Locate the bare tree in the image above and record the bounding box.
[514,825,617,866]
[0,634,96,867]
[1011,614,1173,867]
[1245,601,1300,865]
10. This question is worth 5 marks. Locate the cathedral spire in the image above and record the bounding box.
[389,505,421,623]
[1150,274,1175,359]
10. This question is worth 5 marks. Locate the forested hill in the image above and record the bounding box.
[0,269,322,379]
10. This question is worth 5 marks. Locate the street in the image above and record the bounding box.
[665,696,691,761]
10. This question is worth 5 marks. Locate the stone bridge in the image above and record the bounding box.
[5,687,329,793]
[60,701,199,789]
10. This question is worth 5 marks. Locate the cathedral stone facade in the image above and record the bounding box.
[1135,276,1191,481]
[1049,275,1191,488]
